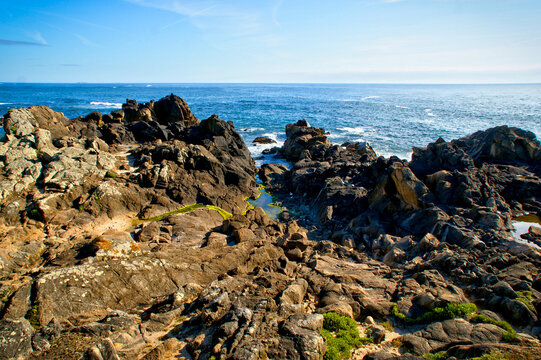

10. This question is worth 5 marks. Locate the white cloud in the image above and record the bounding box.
[73,33,99,47]
[27,32,48,45]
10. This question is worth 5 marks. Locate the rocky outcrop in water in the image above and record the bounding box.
[1,97,541,360]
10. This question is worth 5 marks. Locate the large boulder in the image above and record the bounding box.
[2,106,69,139]
[282,120,331,161]
[454,126,541,165]
[153,93,199,126]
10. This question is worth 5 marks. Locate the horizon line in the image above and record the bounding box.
[1,81,541,86]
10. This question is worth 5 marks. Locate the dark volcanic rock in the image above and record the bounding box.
[153,93,199,126]
[253,136,277,144]
[282,120,331,161]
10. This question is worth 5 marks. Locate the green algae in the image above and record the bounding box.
[135,203,233,224]
[247,184,283,220]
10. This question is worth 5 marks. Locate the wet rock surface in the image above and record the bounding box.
[1,97,540,359]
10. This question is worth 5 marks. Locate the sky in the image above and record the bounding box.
[0,0,540,83]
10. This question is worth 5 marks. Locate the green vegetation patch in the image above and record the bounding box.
[422,352,448,360]
[471,351,524,360]
[104,171,117,178]
[93,190,103,209]
[25,303,41,330]
[247,184,283,219]
[137,203,233,223]
[516,290,535,312]
[378,321,394,332]
[470,313,518,342]
[321,312,373,360]
[0,287,12,309]
[392,302,477,324]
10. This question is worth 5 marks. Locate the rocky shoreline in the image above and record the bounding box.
[0,95,540,360]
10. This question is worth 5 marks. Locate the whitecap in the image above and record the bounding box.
[326,133,343,139]
[425,108,436,117]
[248,138,284,159]
[261,132,280,141]
[90,101,122,108]
[146,84,152,87]
[337,126,366,135]
[240,127,265,132]
[395,105,409,109]
[0,102,11,105]
[361,96,380,101]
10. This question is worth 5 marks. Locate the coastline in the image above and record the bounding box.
[0,95,540,359]
[1,83,540,163]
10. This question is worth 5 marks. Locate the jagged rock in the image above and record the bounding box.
[2,106,69,139]
[253,136,276,144]
[84,112,102,123]
[259,163,288,186]
[0,319,34,360]
[455,126,541,165]
[414,319,506,353]
[2,282,31,320]
[154,93,199,126]
[80,338,120,360]
[2,101,541,360]
[280,313,326,360]
[280,279,309,305]
[368,324,386,344]
[282,120,331,161]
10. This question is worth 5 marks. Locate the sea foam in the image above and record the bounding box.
[90,101,122,108]
[337,127,366,135]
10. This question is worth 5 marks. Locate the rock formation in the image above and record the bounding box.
[1,97,540,360]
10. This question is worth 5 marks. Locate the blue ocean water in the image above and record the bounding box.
[1,83,540,161]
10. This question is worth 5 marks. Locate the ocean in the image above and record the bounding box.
[1,83,540,164]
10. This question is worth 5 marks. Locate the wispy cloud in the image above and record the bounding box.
[27,32,48,45]
[272,0,284,26]
[33,9,118,32]
[73,33,99,47]
[125,0,274,36]
[0,39,49,46]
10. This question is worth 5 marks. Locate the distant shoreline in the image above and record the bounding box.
[1,82,541,86]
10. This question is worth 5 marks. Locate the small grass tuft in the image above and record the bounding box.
[25,303,41,330]
[515,291,535,312]
[378,321,394,332]
[391,338,403,348]
[0,288,12,308]
[93,190,103,209]
[516,290,532,301]
[105,171,118,178]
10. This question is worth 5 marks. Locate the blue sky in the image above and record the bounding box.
[1,0,540,83]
